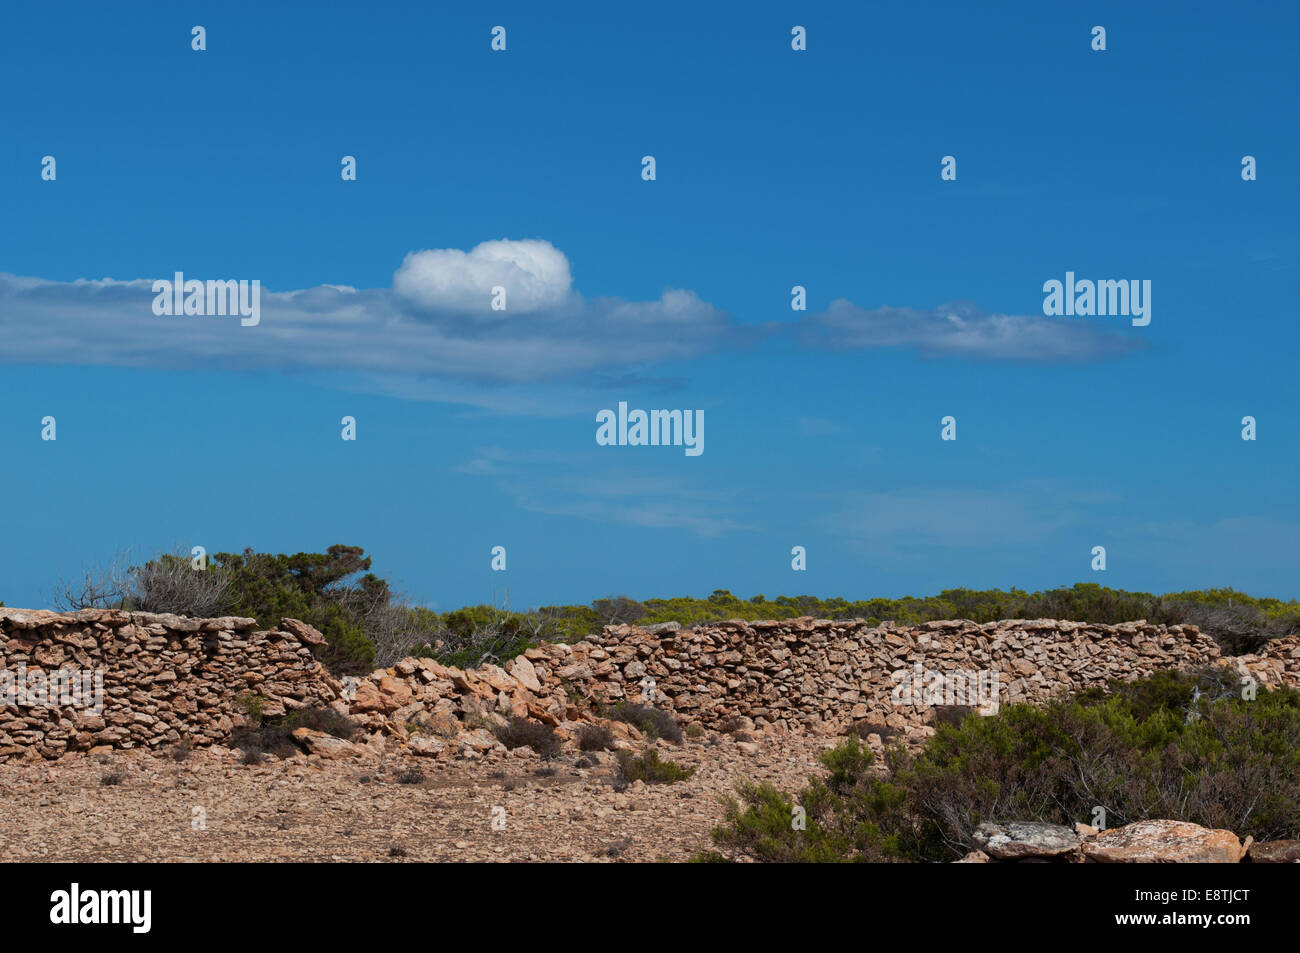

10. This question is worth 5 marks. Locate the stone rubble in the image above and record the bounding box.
[1222,632,1300,689]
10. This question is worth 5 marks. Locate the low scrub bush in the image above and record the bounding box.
[232,704,360,761]
[278,705,360,740]
[234,692,266,724]
[577,722,615,752]
[608,702,683,743]
[394,767,425,785]
[616,747,695,784]
[100,767,127,787]
[493,716,562,759]
[929,705,975,728]
[702,667,1300,862]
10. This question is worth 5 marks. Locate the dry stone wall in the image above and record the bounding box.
[0,607,339,761]
[3,608,1291,762]
[345,617,1235,750]
[514,617,1228,732]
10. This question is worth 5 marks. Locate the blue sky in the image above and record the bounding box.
[1,0,1297,611]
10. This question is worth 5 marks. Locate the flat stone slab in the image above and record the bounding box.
[973,821,1081,859]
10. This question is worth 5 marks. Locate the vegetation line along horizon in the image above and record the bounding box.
[22,544,1300,676]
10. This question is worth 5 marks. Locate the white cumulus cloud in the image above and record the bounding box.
[393,238,573,314]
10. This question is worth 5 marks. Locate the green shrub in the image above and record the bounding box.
[616,747,695,784]
[211,546,380,673]
[234,691,267,725]
[437,606,543,668]
[705,668,1300,862]
[930,705,976,728]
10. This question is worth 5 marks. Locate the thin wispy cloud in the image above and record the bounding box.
[0,242,1144,401]
[824,485,1093,552]
[797,299,1146,362]
[458,446,751,537]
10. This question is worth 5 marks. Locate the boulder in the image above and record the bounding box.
[279,618,326,646]
[1082,820,1246,863]
[505,656,542,692]
[972,822,1082,860]
[377,675,413,709]
[425,710,463,739]
[291,727,358,760]
[349,681,387,714]
[477,664,519,694]
[408,735,446,758]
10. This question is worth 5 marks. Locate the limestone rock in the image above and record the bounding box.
[506,656,542,692]
[973,821,1081,860]
[1082,820,1246,863]
[279,618,326,645]
[408,736,447,758]
[291,728,358,760]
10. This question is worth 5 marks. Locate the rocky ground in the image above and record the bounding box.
[0,729,837,863]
